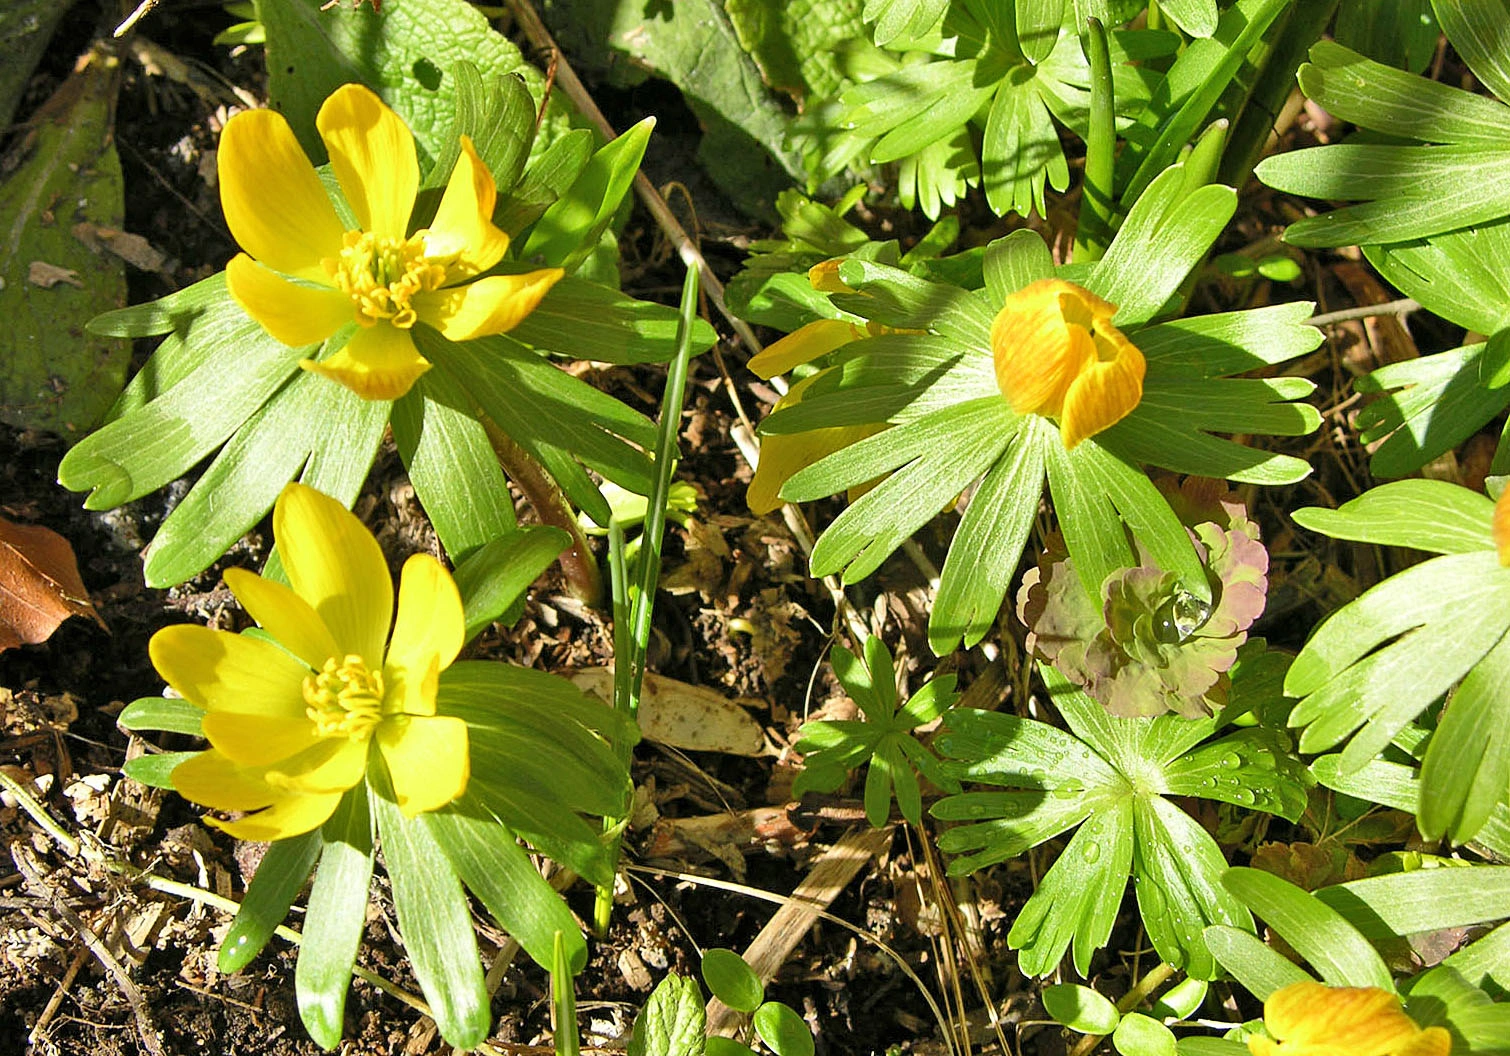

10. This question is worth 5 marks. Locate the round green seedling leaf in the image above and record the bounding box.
[1149,977,1207,1021]
[1042,983,1121,1034]
[1112,1012,1177,1056]
[701,949,764,1013]
[705,1039,760,1056]
[753,1001,814,1056]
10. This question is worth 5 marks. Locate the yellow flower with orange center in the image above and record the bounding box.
[1249,982,1451,1056]
[219,83,563,401]
[990,278,1146,449]
[150,483,469,842]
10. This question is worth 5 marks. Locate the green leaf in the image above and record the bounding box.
[865,0,949,46]
[219,830,322,974]
[257,0,566,170]
[1202,923,1312,1001]
[1314,867,1510,941]
[1164,729,1310,822]
[1113,1012,1177,1056]
[510,277,717,365]
[701,949,763,1013]
[1045,435,1138,604]
[391,369,517,562]
[1134,302,1322,378]
[552,932,581,1056]
[725,0,869,104]
[371,766,489,1049]
[1149,977,1208,1022]
[0,0,71,133]
[58,280,303,512]
[983,230,1057,304]
[121,752,197,788]
[1221,867,1393,989]
[521,118,653,273]
[424,805,586,974]
[117,697,205,736]
[1335,0,1438,73]
[1091,165,1237,329]
[1429,0,1510,103]
[1419,630,1510,843]
[1291,479,1496,556]
[1367,226,1510,338]
[297,787,374,1050]
[629,974,705,1056]
[0,48,129,437]
[753,1001,814,1056]
[1043,983,1121,1034]
[453,526,570,641]
[424,64,534,198]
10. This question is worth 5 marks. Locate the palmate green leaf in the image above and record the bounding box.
[297,787,374,1050]
[219,829,322,974]
[1285,551,1510,771]
[1221,868,1394,990]
[1291,479,1496,555]
[1009,804,1136,977]
[1164,729,1310,821]
[371,765,489,1049]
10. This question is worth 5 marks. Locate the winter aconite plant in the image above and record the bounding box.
[59,71,713,588]
[755,161,1320,654]
[118,484,635,1050]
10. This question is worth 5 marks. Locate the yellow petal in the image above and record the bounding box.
[1058,334,1146,449]
[747,319,862,379]
[171,749,279,811]
[272,483,393,665]
[808,259,851,293]
[218,108,345,281]
[1263,983,1423,1053]
[300,322,430,400]
[414,268,564,340]
[316,83,418,239]
[748,374,883,514]
[265,737,369,795]
[376,714,469,816]
[991,279,1098,417]
[1495,486,1510,566]
[384,554,465,716]
[1397,1029,1452,1056]
[149,625,309,717]
[225,254,352,348]
[201,713,321,766]
[208,789,346,842]
[224,567,339,669]
[426,135,510,279]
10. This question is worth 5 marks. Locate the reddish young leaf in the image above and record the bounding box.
[0,516,105,651]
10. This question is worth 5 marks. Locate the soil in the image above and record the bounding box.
[0,4,1471,1056]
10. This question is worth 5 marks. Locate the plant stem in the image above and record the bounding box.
[1066,961,1178,1056]
[1073,17,1116,263]
[481,417,603,607]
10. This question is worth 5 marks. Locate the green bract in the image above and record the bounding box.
[59,65,715,588]
[932,660,1307,979]
[1018,481,1269,718]
[792,635,960,826]
[1286,479,1510,847]
[760,162,1321,654]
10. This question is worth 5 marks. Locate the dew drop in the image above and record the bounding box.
[1219,751,1241,770]
[1083,841,1102,864]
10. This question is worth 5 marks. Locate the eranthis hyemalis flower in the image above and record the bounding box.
[219,82,562,400]
[1249,981,1451,1056]
[150,483,469,841]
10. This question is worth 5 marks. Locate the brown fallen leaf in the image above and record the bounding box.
[0,516,106,650]
[72,222,170,274]
[26,261,83,288]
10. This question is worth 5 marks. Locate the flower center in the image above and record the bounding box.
[303,654,385,740]
[328,230,450,329]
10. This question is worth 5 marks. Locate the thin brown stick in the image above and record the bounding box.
[501,0,764,360]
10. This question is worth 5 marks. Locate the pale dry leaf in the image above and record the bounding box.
[569,667,767,756]
[0,515,105,650]
[26,260,83,288]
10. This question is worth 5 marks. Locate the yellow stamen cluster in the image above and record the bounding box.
[303,654,385,739]
[328,230,451,329]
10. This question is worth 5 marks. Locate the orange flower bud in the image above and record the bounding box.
[1249,982,1451,1056]
[990,279,1146,448]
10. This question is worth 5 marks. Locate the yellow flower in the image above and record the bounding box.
[990,278,1146,449]
[149,483,469,841]
[219,83,563,401]
[1249,982,1452,1056]
[808,259,852,294]
[748,372,884,514]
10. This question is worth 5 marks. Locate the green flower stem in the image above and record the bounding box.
[481,417,603,607]
[593,263,703,936]
[1073,18,1116,264]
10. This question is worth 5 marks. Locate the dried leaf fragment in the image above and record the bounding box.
[0,516,105,650]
